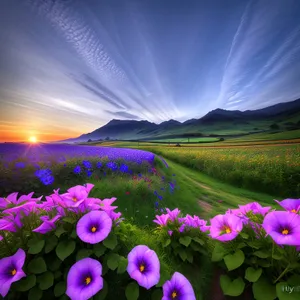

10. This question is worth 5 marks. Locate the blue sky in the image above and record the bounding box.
[0,0,300,140]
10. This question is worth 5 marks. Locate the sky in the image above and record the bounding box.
[1,0,300,142]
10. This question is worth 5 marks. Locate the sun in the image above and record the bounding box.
[28,136,37,143]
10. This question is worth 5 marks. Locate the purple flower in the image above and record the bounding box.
[33,215,61,234]
[275,199,300,213]
[127,245,160,289]
[76,211,112,244]
[168,230,173,236]
[166,208,180,222]
[99,198,118,212]
[162,272,196,300]
[262,211,300,246]
[229,202,271,217]
[0,214,23,232]
[0,249,26,297]
[153,214,170,226]
[66,258,103,300]
[209,214,243,241]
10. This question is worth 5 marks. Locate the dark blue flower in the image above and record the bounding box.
[119,164,129,173]
[96,162,102,168]
[82,160,92,169]
[35,169,52,178]
[158,195,163,200]
[73,166,81,174]
[40,175,54,185]
[106,161,118,171]
[138,173,142,177]
[63,164,66,167]
[86,170,93,177]
[160,187,164,190]
[155,201,159,208]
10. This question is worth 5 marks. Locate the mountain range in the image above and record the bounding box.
[61,98,300,143]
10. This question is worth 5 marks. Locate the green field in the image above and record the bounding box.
[146,137,220,143]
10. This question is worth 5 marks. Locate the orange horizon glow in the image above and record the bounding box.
[0,129,82,143]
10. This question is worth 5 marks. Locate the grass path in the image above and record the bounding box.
[161,158,279,219]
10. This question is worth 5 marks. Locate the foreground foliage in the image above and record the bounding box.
[1,183,299,300]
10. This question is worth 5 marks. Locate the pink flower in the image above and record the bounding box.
[153,214,169,226]
[166,208,180,222]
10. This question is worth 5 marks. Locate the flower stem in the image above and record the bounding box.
[273,264,290,284]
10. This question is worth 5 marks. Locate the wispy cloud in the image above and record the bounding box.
[0,0,300,141]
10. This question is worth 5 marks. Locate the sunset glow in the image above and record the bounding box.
[28,136,37,143]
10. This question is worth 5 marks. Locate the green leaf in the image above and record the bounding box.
[151,289,163,300]
[93,244,106,257]
[28,258,47,274]
[63,217,76,224]
[56,240,76,261]
[71,229,77,239]
[178,248,187,261]
[179,236,192,247]
[103,234,118,250]
[245,267,262,282]
[54,270,62,280]
[186,251,193,263]
[107,253,120,270]
[48,257,62,272]
[192,237,205,245]
[28,287,43,300]
[117,256,128,274]
[27,239,45,254]
[220,275,245,296]
[38,271,54,290]
[45,236,58,253]
[224,250,245,271]
[93,280,108,300]
[254,251,270,258]
[125,282,139,300]
[237,242,247,249]
[76,249,93,261]
[247,241,260,249]
[54,282,66,297]
[156,268,169,287]
[211,243,226,262]
[55,225,67,238]
[272,253,283,260]
[240,232,249,239]
[252,277,276,300]
[162,239,171,248]
[14,275,36,291]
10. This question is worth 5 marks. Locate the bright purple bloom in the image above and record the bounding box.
[162,272,196,300]
[60,184,93,207]
[229,202,271,217]
[127,245,160,289]
[0,214,23,232]
[168,230,173,236]
[66,258,103,300]
[76,211,112,244]
[0,249,26,297]
[209,214,243,241]
[166,208,180,222]
[98,198,118,212]
[275,199,300,213]
[153,214,170,226]
[0,192,41,209]
[33,215,61,234]
[262,211,300,246]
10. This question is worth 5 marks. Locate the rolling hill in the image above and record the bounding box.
[60,98,300,143]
